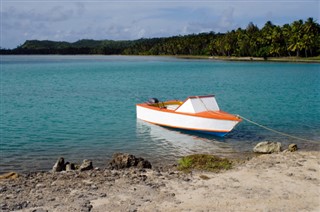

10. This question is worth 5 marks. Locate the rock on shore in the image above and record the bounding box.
[253,141,282,153]
[108,153,152,169]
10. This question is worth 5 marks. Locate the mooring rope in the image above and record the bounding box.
[237,115,318,143]
[196,96,317,143]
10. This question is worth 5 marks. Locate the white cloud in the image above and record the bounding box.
[219,7,235,30]
[1,0,319,48]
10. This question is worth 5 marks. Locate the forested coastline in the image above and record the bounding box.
[1,18,319,58]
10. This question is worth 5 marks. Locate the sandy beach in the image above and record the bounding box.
[0,150,319,212]
[175,55,320,63]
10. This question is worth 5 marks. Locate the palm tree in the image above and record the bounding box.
[282,24,292,56]
[269,26,284,56]
[288,20,304,57]
[246,22,260,56]
[302,17,320,57]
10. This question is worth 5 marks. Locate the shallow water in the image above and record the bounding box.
[1,55,319,172]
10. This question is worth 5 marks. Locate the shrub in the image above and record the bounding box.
[178,154,232,172]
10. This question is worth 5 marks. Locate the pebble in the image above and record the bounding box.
[91,184,98,190]
[36,195,43,200]
[1,203,8,210]
[15,201,29,210]
[53,204,60,208]
[183,177,191,182]
[32,208,49,212]
[5,194,16,199]
[0,186,7,192]
[305,176,316,181]
[155,172,162,177]
[80,200,93,212]
[36,183,46,189]
[99,193,107,197]
[140,175,147,181]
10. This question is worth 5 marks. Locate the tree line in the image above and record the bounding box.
[1,18,319,57]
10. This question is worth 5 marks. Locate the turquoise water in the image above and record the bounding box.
[1,55,319,173]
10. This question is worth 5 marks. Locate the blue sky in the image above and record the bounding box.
[1,0,319,49]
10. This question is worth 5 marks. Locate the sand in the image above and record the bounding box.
[0,151,319,212]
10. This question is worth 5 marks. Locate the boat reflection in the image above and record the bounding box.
[136,120,235,163]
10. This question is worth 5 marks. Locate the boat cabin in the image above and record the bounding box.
[147,95,220,113]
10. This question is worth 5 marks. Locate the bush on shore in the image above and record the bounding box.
[178,154,232,173]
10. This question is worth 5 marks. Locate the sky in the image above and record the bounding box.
[1,0,319,49]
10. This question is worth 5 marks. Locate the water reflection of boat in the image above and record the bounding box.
[136,119,235,161]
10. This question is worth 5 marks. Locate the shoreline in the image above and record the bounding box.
[1,150,319,211]
[175,55,320,63]
[0,150,257,175]
[2,54,320,63]
[1,139,319,174]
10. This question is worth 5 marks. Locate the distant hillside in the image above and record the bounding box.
[21,40,72,49]
[1,18,319,57]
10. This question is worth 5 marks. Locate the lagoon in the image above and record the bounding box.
[1,55,319,173]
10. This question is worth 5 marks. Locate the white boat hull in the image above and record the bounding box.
[136,105,240,136]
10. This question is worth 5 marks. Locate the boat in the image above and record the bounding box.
[136,95,242,137]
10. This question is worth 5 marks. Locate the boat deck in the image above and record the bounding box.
[147,100,183,111]
[166,104,180,110]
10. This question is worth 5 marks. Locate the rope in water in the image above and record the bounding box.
[196,96,317,143]
[237,115,317,143]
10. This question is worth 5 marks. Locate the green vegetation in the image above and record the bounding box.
[1,18,319,58]
[177,154,232,173]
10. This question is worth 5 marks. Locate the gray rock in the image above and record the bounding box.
[52,157,65,172]
[137,160,152,169]
[65,162,76,171]
[288,143,298,152]
[109,153,152,169]
[14,201,29,210]
[79,159,93,171]
[253,141,282,153]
